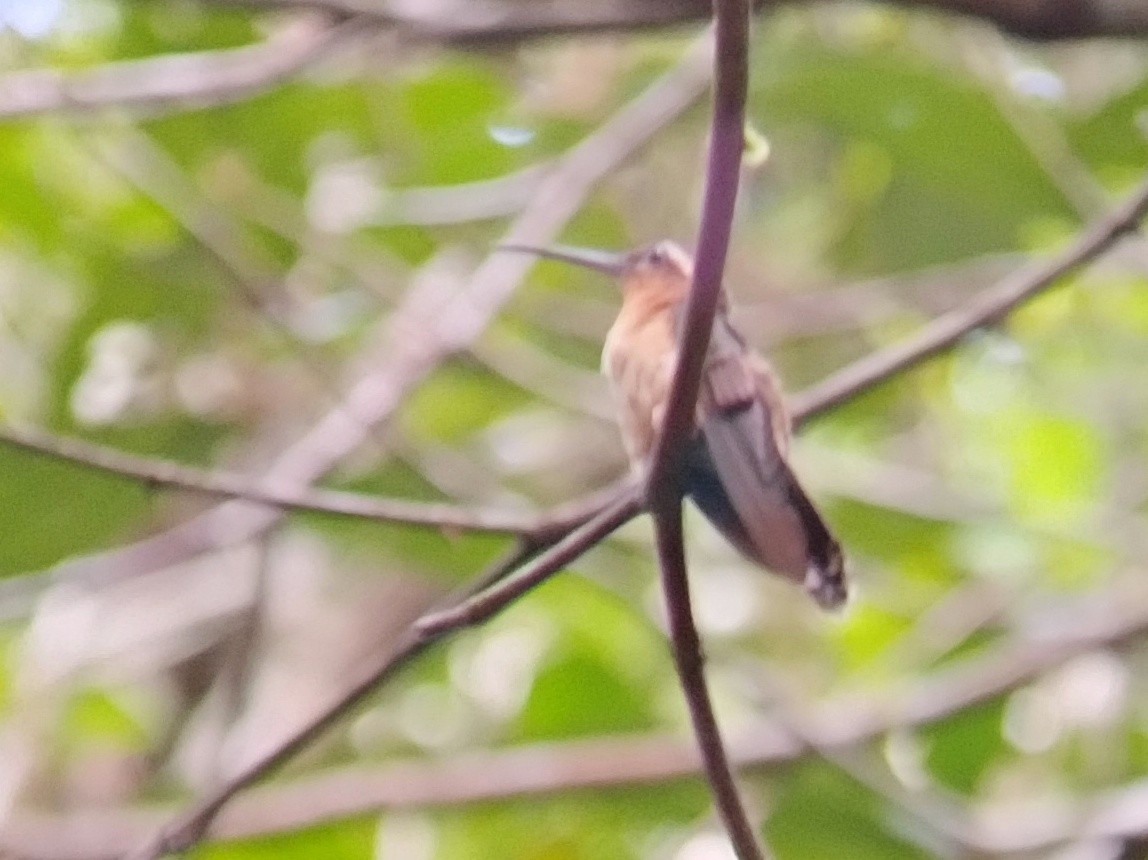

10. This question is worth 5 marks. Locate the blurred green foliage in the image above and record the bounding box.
[0,2,1146,859]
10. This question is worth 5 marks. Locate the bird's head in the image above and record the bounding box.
[499,239,693,306]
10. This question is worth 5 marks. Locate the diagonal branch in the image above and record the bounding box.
[0,422,562,534]
[789,174,1148,425]
[414,486,642,633]
[0,17,364,120]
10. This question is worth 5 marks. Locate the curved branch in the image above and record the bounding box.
[789,175,1148,425]
[642,0,764,856]
[415,487,642,633]
[0,422,553,534]
[0,17,363,120]
[205,0,1148,42]
[6,0,1144,125]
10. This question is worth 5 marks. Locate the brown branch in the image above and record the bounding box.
[4,0,1142,125]
[415,486,642,633]
[641,0,762,856]
[0,17,363,120]
[655,508,770,859]
[204,0,712,44]
[0,422,555,534]
[201,0,1148,42]
[789,174,1148,425]
[15,577,1148,859]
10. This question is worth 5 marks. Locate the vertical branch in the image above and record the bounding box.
[645,0,763,858]
[654,510,768,859]
[646,8,746,483]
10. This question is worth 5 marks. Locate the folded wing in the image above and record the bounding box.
[684,314,847,609]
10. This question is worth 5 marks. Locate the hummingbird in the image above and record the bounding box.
[501,239,847,609]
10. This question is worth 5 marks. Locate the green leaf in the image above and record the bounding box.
[0,443,150,575]
[922,699,1006,794]
[512,577,666,742]
[756,40,1077,271]
[1067,79,1148,178]
[768,762,931,859]
[63,687,149,750]
[1003,411,1102,523]
[194,818,376,860]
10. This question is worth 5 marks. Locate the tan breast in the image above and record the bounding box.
[601,301,679,467]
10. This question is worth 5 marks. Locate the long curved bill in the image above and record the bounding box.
[497,243,628,276]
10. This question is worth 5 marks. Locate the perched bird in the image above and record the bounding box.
[502,239,847,609]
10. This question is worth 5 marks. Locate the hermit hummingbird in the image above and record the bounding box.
[502,239,847,610]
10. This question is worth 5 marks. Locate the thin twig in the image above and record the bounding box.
[415,487,642,633]
[0,422,555,534]
[789,174,1148,424]
[641,0,763,856]
[0,17,364,119]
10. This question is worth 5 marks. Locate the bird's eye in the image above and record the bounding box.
[646,244,667,265]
